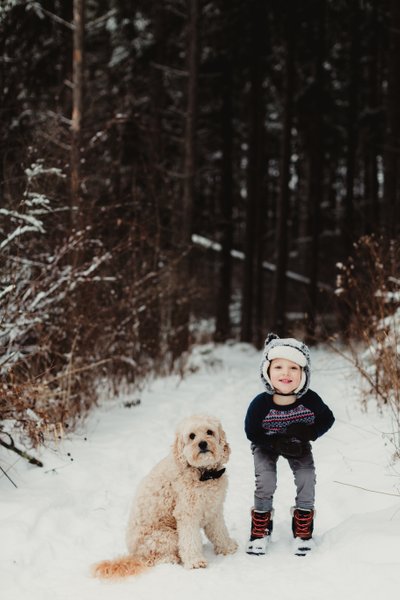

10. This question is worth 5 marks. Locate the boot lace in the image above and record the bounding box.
[251,511,271,539]
[293,509,314,539]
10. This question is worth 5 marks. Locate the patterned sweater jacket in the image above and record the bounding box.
[244,389,335,451]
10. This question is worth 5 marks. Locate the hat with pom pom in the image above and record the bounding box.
[260,333,311,397]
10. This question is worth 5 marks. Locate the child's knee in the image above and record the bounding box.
[294,467,316,486]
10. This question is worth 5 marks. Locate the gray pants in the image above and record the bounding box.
[252,445,316,512]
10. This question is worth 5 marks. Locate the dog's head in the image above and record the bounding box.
[173,414,231,471]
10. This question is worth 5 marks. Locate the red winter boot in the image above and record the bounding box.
[246,508,274,555]
[292,507,315,540]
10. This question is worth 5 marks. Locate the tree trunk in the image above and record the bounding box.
[364,0,380,234]
[215,56,234,342]
[137,2,166,360]
[383,0,400,235]
[306,0,325,341]
[182,1,198,247]
[271,13,295,336]
[254,172,268,348]
[70,0,84,238]
[343,1,360,259]
[170,0,199,361]
[241,0,265,344]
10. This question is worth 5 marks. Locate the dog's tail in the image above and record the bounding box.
[93,555,149,579]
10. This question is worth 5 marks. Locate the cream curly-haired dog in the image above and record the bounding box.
[94,414,237,578]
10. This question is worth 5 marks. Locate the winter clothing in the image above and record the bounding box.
[252,445,316,511]
[245,389,335,455]
[250,509,273,539]
[260,333,311,398]
[292,507,315,540]
[246,335,334,545]
[245,534,269,555]
[245,388,334,511]
[246,509,274,555]
[268,434,310,458]
[285,422,318,441]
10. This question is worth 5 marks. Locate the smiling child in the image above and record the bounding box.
[244,333,335,555]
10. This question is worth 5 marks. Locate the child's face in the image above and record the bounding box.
[269,358,302,395]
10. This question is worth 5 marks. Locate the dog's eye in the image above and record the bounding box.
[189,433,196,440]
[207,430,214,436]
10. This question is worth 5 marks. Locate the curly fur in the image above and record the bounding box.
[93,414,237,579]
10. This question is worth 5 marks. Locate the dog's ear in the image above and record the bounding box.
[172,432,187,471]
[218,424,231,464]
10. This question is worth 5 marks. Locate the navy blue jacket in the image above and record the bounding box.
[245,389,334,453]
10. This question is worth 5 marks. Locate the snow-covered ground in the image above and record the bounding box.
[1,342,400,600]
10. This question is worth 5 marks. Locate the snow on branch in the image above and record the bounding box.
[0,160,112,375]
[192,233,332,291]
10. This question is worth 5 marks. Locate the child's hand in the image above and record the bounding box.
[286,423,318,441]
[271,435,307,458]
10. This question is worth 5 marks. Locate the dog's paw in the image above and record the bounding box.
[184,557,208,569]
[214,538,238,555]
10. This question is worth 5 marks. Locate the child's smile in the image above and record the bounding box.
[269,358,302,395]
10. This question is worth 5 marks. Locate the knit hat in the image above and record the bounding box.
[260,333,311,397]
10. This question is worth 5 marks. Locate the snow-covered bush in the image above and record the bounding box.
[335,235,400,455]
[1,161,111,445]
[0,154,190,449]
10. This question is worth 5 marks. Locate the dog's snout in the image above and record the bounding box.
[199,440,208,451]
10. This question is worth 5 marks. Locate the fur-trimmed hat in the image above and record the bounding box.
[260,333,311,397]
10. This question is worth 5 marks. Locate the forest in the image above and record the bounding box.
[0,0,399,447]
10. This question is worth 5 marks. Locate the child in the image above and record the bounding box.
[244,333,334,555]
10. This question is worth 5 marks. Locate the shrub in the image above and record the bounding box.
[335,235,400,454]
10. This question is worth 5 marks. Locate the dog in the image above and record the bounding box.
[93,414,238,578]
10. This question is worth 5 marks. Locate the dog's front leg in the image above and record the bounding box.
[204,511,238,556]
[175,516,207,569]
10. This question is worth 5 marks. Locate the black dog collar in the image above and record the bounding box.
[199,467,226,482]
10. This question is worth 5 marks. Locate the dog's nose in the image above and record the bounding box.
[199,440,208,451]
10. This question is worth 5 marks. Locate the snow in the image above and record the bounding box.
[1,342,400,600]
[192,233,332,289]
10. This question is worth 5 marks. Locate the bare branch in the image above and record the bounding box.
[334,480,400,497]
[28,2,74,30]
[0,433,43,468]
